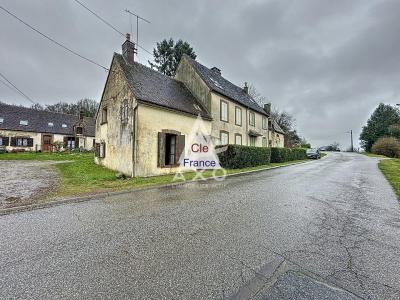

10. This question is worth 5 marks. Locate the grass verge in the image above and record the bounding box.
[362,152,387,158]
[378,159,400,198]
[0,152,311,198]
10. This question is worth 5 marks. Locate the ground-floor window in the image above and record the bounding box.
[64,136,76,149]
[235,134,242,145]
[249,136,256,147]
[262,137,267,147]
[165,134,177,165]
[0,136,8,146]
[158,131,185,168]
[220,131,229,145]
[10,137,33,147]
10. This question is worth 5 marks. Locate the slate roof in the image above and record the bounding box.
[0,103,95,136]
[271,120,285,134]
[114,53,211,119]
[183,55,268,116]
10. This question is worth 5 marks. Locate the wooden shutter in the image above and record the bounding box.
[177,135,185,165]
[10,137,16,146]
[157,132,166,167]
[63,136,68,148]
[95,143,100,157]
[75,137,80,148]
[27,138,33,147]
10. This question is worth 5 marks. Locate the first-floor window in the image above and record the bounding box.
[235,134,242,145]
[249,136,256,147]
[249,111,255,126]
[220,131,229,145]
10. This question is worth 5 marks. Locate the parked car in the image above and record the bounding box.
[306,148,321,159]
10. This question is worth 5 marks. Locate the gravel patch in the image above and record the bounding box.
[0,160,60,208]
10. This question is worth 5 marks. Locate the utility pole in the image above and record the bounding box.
[124,9,151,49]
[350,130,354,152]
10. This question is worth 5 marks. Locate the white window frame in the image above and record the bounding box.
[249,112,255,127]
[220,100,228,122]
[220,131,229,145]
[235,107,242,126]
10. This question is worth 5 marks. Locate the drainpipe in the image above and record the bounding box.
[245,107,248,145]
[131,105,137,177]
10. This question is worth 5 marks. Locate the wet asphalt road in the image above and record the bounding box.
[0,153,399,299]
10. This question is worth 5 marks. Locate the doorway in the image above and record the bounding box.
[42,134,53,152]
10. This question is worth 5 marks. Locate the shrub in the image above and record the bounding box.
[371,137,400,158]
[270,147,307,163]
[216,145,271,169]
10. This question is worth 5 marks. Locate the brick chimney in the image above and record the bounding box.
[122,33,136,64]
[79,110,85,121]
[243,82,249,94]
[210,67,221,76]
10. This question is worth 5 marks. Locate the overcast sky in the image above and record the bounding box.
[1,0,399,149]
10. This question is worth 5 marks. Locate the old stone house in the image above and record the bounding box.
[95,35,272,177]
[268,119,285,148]
[0,103,95,152]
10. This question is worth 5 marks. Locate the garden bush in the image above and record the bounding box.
[371,137,400,158]
[270,147,307,163]
[216,145,271,169]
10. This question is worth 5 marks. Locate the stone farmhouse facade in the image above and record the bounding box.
[0,103,95,152]
[95,35,283,177]
[269,119,285,148]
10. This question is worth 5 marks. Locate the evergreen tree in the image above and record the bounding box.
[149,38,196,76]
[360,103,400,152]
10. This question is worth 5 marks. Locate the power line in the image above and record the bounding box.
[70,0,153,56]
[0,5,109,71]
[73,0,125,37]
[0,71,36,104]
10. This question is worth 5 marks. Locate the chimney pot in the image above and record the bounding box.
[210,67,221,76]
[122,33,136,64]
[243,82,249,94]
[263,103,271,115]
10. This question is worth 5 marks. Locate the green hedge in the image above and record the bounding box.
[216,145,271,169]
[270,147,307,163]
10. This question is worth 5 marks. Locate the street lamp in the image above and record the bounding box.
[346,130,354,152]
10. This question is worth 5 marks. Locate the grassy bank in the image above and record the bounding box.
[362,152,387,158]
[0,152,311,198]
[378,159,400,198]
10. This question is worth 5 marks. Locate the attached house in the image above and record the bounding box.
[0,103,95,152]
[175,55,269,147]
[268,119,285,148]
[95,35,271,177]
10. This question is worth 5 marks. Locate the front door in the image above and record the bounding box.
[42,135,53,152]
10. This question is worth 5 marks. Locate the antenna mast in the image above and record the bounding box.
[124,9,151,50]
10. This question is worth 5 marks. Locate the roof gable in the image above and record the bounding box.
[114,53,210,119]
[183,55,268,116]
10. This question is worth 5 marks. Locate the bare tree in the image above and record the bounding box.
[270,109,295,132]
[248,84,266,106]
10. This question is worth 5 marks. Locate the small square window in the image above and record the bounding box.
[62,124,67,128]
[48,122,54,127]
[20,120,28,126]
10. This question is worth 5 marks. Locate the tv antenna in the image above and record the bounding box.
[124,9,151,49]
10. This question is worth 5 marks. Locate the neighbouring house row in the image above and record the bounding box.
[94,34,286,177]
[0,103,95,152]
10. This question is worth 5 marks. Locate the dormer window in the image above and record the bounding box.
[20,120,28,126]
[62,124,67,128]
[76,126,83,135]
[48,122,54,127]
[0,117,3,124]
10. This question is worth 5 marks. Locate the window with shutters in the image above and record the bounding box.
[158,131,185,167]
[121,99,128,124]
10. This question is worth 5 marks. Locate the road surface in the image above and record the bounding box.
[0,153,399,299]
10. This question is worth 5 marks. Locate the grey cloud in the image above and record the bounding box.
[1,0,399,149]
